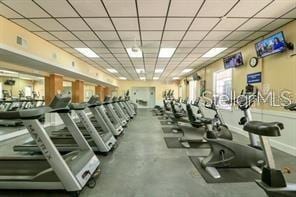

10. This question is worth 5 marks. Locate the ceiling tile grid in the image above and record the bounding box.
[0,0,295,80]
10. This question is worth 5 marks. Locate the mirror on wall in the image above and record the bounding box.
[84,84,95,102]
[62,81,72,97]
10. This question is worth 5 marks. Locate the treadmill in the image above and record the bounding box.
[0,95,100,194]
[87,95,123,136]
[111,96,129,126]
[14,96,117,154]
[104,96,126,128]
[118,96,134,119]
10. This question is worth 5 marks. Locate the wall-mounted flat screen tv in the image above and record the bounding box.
[255,31,287,58]
[223,52,244,69]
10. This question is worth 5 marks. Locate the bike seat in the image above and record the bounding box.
[243,121,284,137]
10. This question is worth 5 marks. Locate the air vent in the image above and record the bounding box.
[16,36,27,48]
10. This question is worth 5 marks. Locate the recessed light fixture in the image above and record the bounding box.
[75,48,99,58]
[127,48,142,58]
[153,77,159,80]
[202,48,227,58]
[182,69,193,73]
[107,68,118,73]
[140,77,146,80]
[159,48,176,58]
[119,77,127,80]
[172,77,179,80]
[136,68,145,73]
[155,69,163,73]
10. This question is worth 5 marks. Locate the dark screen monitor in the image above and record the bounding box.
[255,31,287,58]
[4,80,15,85]
[223,52,244,69]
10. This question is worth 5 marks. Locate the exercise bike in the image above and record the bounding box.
[244,103,296,197]
[198,86,265,179]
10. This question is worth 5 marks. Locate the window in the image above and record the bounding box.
[189,80,197,103]
[213,69,232,109]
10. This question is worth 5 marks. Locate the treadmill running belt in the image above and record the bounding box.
[163,137,209,149]
[189,156,261,183]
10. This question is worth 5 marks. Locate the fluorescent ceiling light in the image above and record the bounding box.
[159,48,176,58]
[153,77,159,80]
[136,69,145,74]
[202,48,227,58]
[155,69,163,73]
[182,69,193,73]
[127,48,142,58]
[119,77,127,80]
[172,77,179,80]
[140,77,146,80]
[107,68,118,73]
[75,48,99,58]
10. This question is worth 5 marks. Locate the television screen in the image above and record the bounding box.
[223,52,244,69]
[255,31,287,58]
[4,80,15,86]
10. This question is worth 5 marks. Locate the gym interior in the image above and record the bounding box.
[0,0,295,196]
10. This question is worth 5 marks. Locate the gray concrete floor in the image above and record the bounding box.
[0,108,295,196]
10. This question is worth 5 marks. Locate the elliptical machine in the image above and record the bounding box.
[198,85,265,179]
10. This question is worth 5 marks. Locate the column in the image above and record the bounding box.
[72,80,84,103]
[95,85,104,102]
[44,74,63,105]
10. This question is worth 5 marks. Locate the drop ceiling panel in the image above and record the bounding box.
[139,18,166,30]
[109,48,126,53]
[216,40,238,48]
[50,31,78,40]
[214,18,248,31]
[143,48,159,53]
[112,18,139,30]
[118,31,140,41]
[95,31,119,40]
[162,31,186,40]
[238,18,274,31]
[11,19,43,31]
[104,41,123,48]
[92,47,110,54]
[165,18,193,30]
[2,0,49,18]
[198,40,219,48]
[224,31,254,41]
[183,31,208,40]
[34,31,58,40]
[232,40,249,48]
[179,40,199,48]
[138,0,170,17]
[85,18,114,30]
[142,41,161,48]
[256,0,296,17]
[73,31,98,40]
[31,19,66,31]
[281,8,296,18]
[261,19,293,31]
[0,3,22,18]
[58,18,90,31]
[161,41,179,47]
[204,31,231,40]
[141,31,162,40]
[50,40,69,48]
[103,0,137,17]
[64,40,87,48]
[34,0,78,17]
[198,0,238,17]
[190,18,220,30]
[68,0,108,17]
[227,0,272,17]
[84,40,104,47]
[244,31,268,41]
[169,0,203,16]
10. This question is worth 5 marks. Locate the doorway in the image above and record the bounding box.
[130,87,155,108]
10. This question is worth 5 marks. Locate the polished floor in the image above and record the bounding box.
[0,109,296,197]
